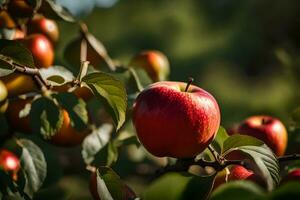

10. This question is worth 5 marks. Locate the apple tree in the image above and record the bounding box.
[1,1,300,200]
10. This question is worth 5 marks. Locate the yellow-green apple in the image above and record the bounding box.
[20,34,54,68]
[0,149,20,181]
[237,116,287,156]
[129,50,170,82]
[0,72,37,97]
[281,169,300,185]
[0,80,8,113]
[132,81,220,158]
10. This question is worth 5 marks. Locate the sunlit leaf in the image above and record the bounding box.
[83,72,127,130]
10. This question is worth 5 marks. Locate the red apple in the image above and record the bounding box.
[129,50,170,82]
[0,149,20,181]
[213,165,265,190]
[228,165,255,181]
[237,116,288,156]
[228,165,265,187]
[27,16,59,44]
[132,81,220,158]
[20,34,54,68]
[281,169,300,184]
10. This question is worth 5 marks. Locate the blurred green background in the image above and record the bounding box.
[57,0,300,127]
[46,0,300,198]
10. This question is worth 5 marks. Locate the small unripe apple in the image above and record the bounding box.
[7,0,34,18]
[0,149,20,181]
[0,72,37,97]
[0,80,8,113]
[129,50,170,82]
[27,16,59,44]
[132,81,220,158]
[49,109,90,147]
[213,168,228,190]
[281,169,300,184]
[237,116,288,156]
[20,34,54,68]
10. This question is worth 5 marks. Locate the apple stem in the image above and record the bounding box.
[184,77,194,92]
[0,54,51,90]
[208,144,221,162]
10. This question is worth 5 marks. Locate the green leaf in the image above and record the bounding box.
[39,0,75,22]
[111,67,143,94]
[222,134,264,154]
[270,182,300,200]
[0,39,35,69]
[47,75,65,84]
[39,65,75,86]
[18,139,47,198]
[0,0,9,7]
[53,92,88,131]
[95,167,137,200]
[211,180,265,200]
[29,97,63,139]
[81,124,113,165]
[114,135,140,148]
[83,72,127,130]
[211,126,229,153]
[144,173,214,200]
[129,67,153,88]
[0,169,18,195]
[223,135,279,191]
[93,141,118,167]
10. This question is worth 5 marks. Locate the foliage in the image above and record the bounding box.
[0,0,300,199]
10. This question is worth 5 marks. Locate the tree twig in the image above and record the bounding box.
[278,154,300,162]
[78,21,116,71]
[208,144,220,162]
[0,54,50,90]
[156,154,300,177]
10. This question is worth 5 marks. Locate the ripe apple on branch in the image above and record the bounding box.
[1,0,300,199]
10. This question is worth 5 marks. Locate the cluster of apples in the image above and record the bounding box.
[0,1,94,147]
[213,116,289,188]
[130,53,300,189]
